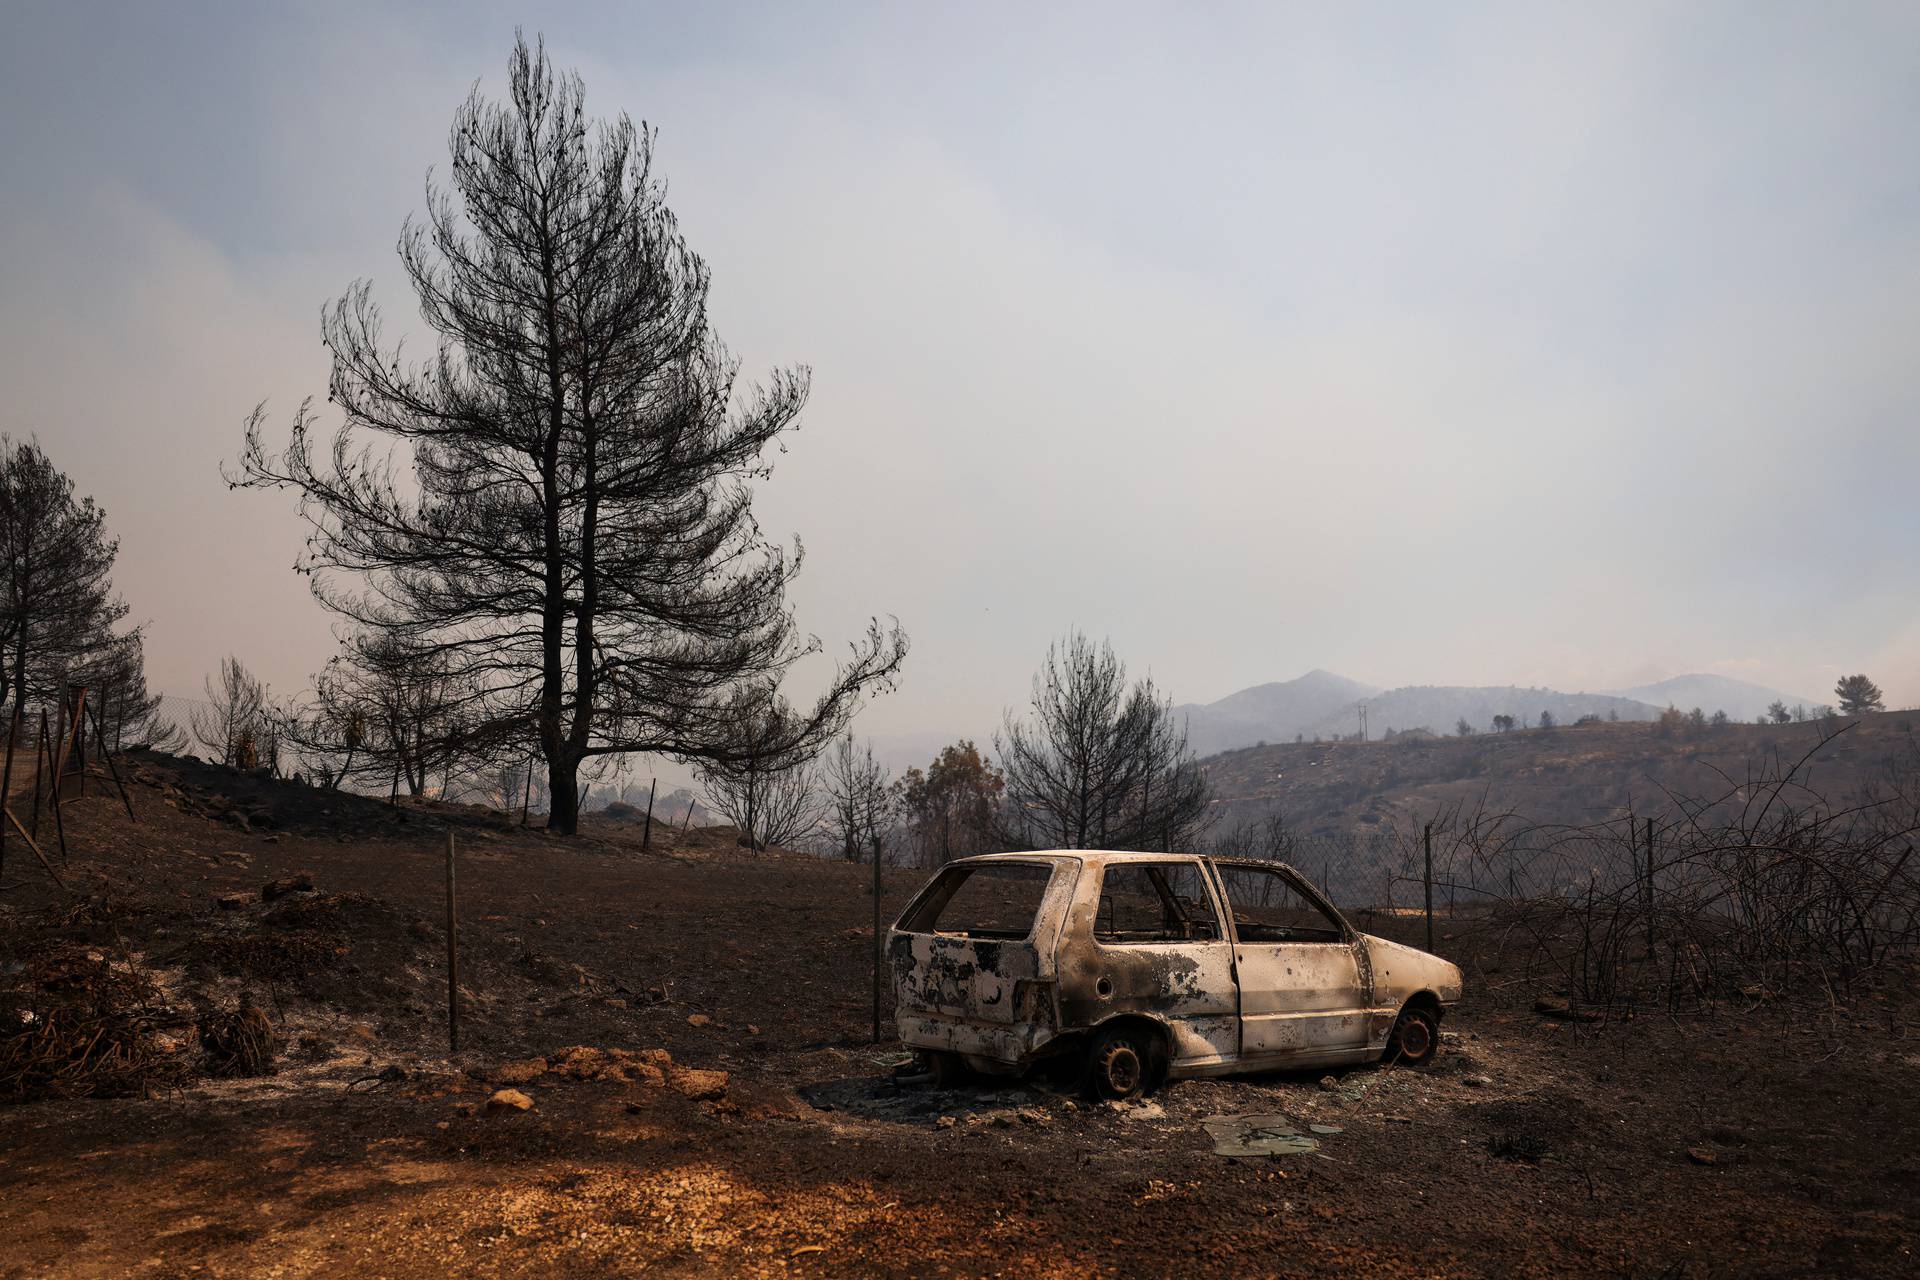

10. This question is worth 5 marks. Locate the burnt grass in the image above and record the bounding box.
[0,752,1916,1278]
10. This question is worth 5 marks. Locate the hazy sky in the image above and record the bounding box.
[4,1,1917,754]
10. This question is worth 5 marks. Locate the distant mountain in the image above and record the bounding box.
[1295,685,1662,742]
[1606,674,1822,723]
[1175,670,1382,756]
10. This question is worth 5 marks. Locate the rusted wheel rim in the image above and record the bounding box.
[1397,1017,1433,1060]
[1103,1044,1142,1093]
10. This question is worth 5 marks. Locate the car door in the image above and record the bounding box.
[1209,860,1370,1061]
[1074,859,1240,1068]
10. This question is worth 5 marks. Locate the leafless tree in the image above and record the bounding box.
[283,633,481,795]
[996,631,1210,851]
[1209,810,1298,862]
[697,692,826,850]
[233,35,905,833]
[190,656,268,769]
[822,734,893,862]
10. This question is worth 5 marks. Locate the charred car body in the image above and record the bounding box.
[888,852,1462,1098]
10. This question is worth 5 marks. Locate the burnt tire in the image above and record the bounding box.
[1384,1004,1440,1067]
[1084,1025,1154,1102]
[924,1050,970,1087]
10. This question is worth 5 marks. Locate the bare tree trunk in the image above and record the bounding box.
[547,754,580,835]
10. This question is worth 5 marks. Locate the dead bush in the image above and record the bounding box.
[0,944,189,1102]
[198,1004,281,1077]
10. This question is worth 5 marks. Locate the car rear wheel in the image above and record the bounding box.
[1384,1004,1439,1067]
[922,1050,970,1087]
[1084,1025,1154,1101]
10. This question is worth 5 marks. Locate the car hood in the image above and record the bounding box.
[1361,934,1464,1003]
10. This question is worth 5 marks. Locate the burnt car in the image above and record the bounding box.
[888,851,1462,1099]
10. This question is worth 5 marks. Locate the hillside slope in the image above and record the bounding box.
[1202,709,1920,842]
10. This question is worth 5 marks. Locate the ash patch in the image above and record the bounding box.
[799,1074,1066,1128]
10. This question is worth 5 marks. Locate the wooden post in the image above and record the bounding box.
[446,829,459,1055]
[4,806,67,890]
[1644,817,1657,954]
[52,685,66,798]
[642,776,656,851]
[72,688,87,798]
[31,712,48,838]
[43,719,68,863]
[85,698,136,821]
[0,707,16,879]
[872,834,884,1044]
[1423,823,1435,953]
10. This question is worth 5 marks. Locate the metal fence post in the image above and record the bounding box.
[1423,822,1435,953]
[871,837,884,1044]
[446,830,459,1055]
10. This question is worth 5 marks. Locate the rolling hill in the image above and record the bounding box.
[1606,673,1823,722]
[1296,685,1661,741]
[1173,669,1381,756]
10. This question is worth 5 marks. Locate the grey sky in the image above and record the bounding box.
[4,1,1917,756]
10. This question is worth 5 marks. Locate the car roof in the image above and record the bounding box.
[946,850,1308,876]
[951,850,1212,867]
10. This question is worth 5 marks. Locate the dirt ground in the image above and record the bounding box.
[2,754,1917,1278]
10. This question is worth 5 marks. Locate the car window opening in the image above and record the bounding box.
[1216,864,1344,944]
[899,863,1055,940]
[1095,863,1220,943]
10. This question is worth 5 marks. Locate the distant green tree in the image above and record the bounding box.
[1491,714,1516,733]
[1835,674,1885,715]
[1687,707,1708,733]
[1455,717,1475,737]
[1766,701,1792,725]
[1537,710,1556,730]
[899,740,1003,866]
[1708,709,1730,728]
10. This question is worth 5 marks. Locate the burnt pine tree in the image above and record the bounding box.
[996,632,1209,852]
[235,36,905,832]
[282,632,479,796]
[0,438,129,713]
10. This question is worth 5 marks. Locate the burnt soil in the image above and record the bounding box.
[1,752,1916,1278]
